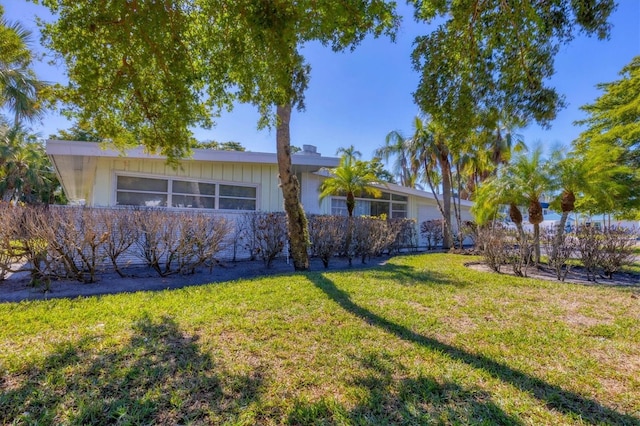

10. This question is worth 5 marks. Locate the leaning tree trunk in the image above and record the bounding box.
[528,199,544,265]
[551,190,575,260]
[276,103,309,271]
[439,152,453,249]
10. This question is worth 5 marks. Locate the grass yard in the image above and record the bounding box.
[1,254,638,425]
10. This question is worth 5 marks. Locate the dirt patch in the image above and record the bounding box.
[465,262,640,287]
[0,256,391,303]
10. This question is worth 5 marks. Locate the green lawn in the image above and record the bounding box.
[1,254,638,425]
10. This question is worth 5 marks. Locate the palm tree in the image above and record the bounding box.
[376,129,421,188]
[0,12,47,126]
[505,148,551,264]
[0,125,59,203]
[335,145,362,167]
[319,156,383,217]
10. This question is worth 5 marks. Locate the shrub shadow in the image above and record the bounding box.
[0,314,263,425]
[309,273,639,425]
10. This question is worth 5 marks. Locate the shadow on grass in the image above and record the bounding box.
[0,314,263,425]
[289,350,523,425]
[319,259,462,288]
[309,273,639,425]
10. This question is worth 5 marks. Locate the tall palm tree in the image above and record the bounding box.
[376,129,421,188]
[415,119,455,249]
[335,145,362,167]
[319,156,382,217]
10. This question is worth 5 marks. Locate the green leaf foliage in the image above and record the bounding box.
[37,0,399,161]
[574,56,640,215]
[410,0,615,139]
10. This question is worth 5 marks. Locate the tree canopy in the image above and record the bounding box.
[574,55,640,216]
[39,0,398,160]
[410,0,615,139]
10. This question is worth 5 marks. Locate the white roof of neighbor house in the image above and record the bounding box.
[46,140,340,168]
[46,140,340,202]
[312,169,474,207]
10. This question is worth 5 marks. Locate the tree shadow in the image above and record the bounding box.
[1,314,264,425]
[308,274,639,425]
[365,260,464,287]
[288,351,522,425]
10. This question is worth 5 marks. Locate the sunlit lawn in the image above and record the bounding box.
[1,254,638,425]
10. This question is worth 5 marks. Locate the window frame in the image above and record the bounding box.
[329,191,408,218]
[113,172,260,211]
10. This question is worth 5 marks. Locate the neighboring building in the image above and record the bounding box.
[47,140,473,247]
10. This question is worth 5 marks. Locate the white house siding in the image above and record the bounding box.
[91,157,284,212]
[299,172,331,215]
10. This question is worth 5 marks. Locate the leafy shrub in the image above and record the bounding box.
[0,204,27,280]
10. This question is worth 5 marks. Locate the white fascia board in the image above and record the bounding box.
[46,140,340,169]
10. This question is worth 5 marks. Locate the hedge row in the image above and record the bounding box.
[0,206,418,284]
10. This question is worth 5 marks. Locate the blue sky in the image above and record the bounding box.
[3,1,639,160]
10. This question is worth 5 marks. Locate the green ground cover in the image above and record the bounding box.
[1,254,638,425]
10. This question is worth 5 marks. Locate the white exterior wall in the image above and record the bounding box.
[300,172,331,215]
[91,157,284,211]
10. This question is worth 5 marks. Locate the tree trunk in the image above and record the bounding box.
[439,153,453,249]
[551,210,570,260]
[276,104,309,271]
[346,191,355,217]
[533,224,540,265]
[509,203,526,243]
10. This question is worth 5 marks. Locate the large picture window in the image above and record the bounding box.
[115,175,257,211]
[330,191,407,218]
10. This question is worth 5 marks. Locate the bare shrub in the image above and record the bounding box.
[352,216,395,264]
[420,220,443,250]
[387,218,418,254]
[599,227,637,279]
[238,212,261,261]
[97,208,139,277]
[476,225,508,273]
[308,215,345,268]
[478,223,533,277]
[542,227,576,281]
[506,230,534,278]
[133,209,182,276]
[174,212,230,274]
[37,208,110,283]
[252,212,287,268]
[575,226,603,282]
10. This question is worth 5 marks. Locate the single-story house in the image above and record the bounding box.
[46,140,474,247]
